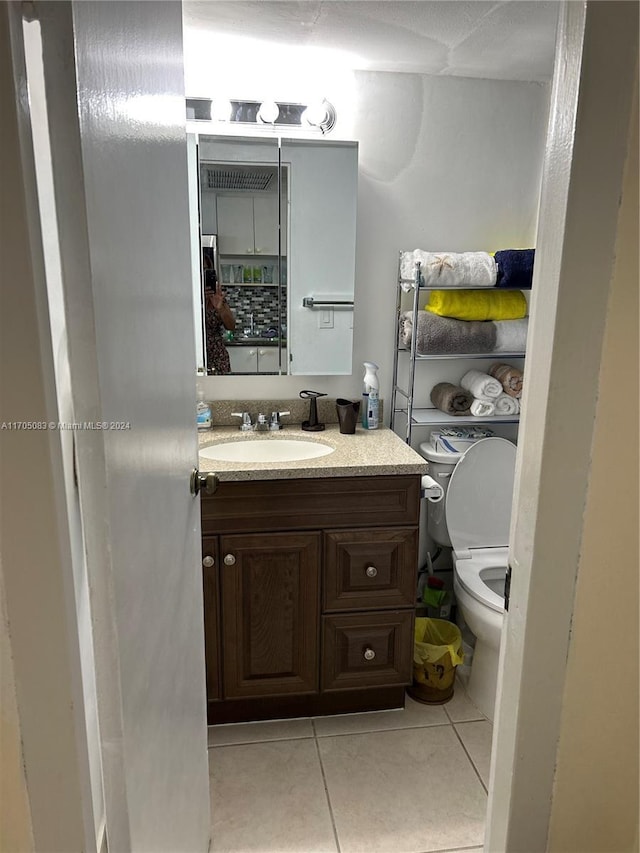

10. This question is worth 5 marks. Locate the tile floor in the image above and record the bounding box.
[208,681,492,853]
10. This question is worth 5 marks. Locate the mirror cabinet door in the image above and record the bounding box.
[281,139,357,376]
[196,136,282,376]
[189,134,357,377]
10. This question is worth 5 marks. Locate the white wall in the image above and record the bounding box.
[196,70,549,409]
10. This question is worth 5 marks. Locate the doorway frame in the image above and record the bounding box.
[2,1,638,850]
[486,1,639,849]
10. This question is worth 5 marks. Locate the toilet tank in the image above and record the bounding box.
[419,442,463,548]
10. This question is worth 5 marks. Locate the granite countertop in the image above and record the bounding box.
[198,424,428,482]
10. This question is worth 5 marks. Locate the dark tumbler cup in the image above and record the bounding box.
[336,398,361,434]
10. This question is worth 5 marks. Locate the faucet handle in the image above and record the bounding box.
[269,411,290,431]
[231,411,253,431]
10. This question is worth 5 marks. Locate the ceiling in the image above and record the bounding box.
[182,1,559,83]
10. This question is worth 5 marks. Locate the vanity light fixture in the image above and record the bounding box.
[186,97,336,133]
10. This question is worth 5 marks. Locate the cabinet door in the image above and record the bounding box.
[202,537,221,702]
[220,532,321,698]
[257,347,280,373]
[227,346,258,374]
[253,194,279,255]
[216,195,254,255]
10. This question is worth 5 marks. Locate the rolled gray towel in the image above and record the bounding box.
[401,311,497,354]
[430,382,473,416]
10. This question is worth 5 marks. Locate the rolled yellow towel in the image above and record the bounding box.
[426,289,527,322]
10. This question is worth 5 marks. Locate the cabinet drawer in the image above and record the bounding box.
[201,475,421,535]
[323,528,418,612]
[321,611,414,692]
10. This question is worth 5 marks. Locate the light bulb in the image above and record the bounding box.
[257,101,280,124]
[211,99,232,122]
[303,100,329,127]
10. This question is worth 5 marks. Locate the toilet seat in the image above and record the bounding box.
[446,437,517,558]
[446,438,517,612]
[453,548,508,613]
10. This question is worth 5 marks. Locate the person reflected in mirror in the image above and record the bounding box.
[204,265,236,375]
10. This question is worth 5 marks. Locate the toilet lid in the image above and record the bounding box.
[446,438,517,555]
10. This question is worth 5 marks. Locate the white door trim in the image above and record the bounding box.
[486,2,639,849]
[1,4,98,849]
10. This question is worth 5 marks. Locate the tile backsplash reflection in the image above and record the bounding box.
[224,286,287,335]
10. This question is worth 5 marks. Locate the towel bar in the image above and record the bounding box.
[302,297,354,309]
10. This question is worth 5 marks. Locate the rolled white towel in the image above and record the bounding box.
[494,317,529,353]
[400,250,497,288]
[470,398,495,417]
[494,393,520,415]
[460,369,503,399]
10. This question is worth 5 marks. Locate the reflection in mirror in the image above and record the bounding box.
[189,134,358,377]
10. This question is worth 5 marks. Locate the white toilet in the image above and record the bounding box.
[421,437,517,721]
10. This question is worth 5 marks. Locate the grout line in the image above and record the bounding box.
[313,720,452,739]
[451,723,489,795]
[312,719,342,853]
[209,735,314,749]
[417,846,483,853]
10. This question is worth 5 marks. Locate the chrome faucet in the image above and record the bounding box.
[242,313,255,338]
[255,413,269,431]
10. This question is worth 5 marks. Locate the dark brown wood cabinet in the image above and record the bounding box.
[201,474,420,723]
[220,532,321,699]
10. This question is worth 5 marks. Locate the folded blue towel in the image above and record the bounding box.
[495,249,535,289]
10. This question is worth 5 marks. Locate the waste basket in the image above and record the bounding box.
[408,617,464,704]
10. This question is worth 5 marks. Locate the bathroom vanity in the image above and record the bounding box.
[198,425,427,724]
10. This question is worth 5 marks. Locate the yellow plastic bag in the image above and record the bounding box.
[409,618,464,704]
[413,617,464,667]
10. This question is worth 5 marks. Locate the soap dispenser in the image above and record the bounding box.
[362,362,379,429]
[196,383,212,431]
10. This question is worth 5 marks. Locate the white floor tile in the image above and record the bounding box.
[208,717,314,747]
[442,681,485,723]
[317,726,487,853]
[209,739,337,852]
[455,721,493,788]
[313,695,448,737]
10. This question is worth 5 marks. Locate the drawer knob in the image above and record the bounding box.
[363,647,376,662]
[223,554,236,566]
[365,566,378,578]
[202,555,215,568]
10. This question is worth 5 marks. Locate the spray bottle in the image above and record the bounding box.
[362,362,379,430]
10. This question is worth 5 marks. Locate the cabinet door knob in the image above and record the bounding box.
[363,647,376,661]
[223,554,236,566]
[365,565,378,578]
[202,555,215,568]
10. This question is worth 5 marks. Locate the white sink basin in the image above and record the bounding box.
[200,438,335,463]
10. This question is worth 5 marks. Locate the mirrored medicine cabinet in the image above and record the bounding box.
[188,134,358,377]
